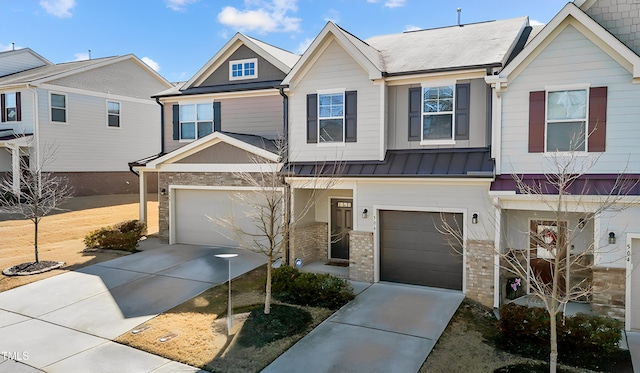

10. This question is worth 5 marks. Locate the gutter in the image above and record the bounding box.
[381,62,503,78]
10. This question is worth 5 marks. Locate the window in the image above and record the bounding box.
[422,85,454,141]
[546,89,587,152]
[51,93,66,123]
[180,103,213,140]
[107,101,120,128]
[2,92,18,122]
[318,92,344,143]
[229,58,257,80]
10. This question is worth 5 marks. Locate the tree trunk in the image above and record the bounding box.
[549,308,558,373]
[34,219,39,263]
[264,255,272,314]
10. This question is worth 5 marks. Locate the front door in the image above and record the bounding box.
[330,199,352,260]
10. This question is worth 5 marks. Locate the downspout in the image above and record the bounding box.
[128,98,165,177]
[277,85,290,265]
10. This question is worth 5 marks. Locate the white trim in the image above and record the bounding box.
[49,91,68,124]
[420,140,455,146]
[168,184,285,245]
[38,83,157,106]
[328,196,354,260]
[493,201,502,308]
[106,100,121,128]
[420,83,456,143]
[378,81,386,161]
[229,58,258,81]
[318,90,346,144]
[159,89,280,102]
[372,205,467,293]
[287,176,493,186]
[177,101,214,141]
[385,70,486,85]
[625,234,640,331]
[156,163,283,173]
[544,86,589,153]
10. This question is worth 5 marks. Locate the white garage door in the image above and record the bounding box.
[174,189,254,246]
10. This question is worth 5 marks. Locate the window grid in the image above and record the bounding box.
[318,92,344,143]
[51,93,67,123]
[179,103,214,141]
[107,101,120,127]
[422,85,454,141]
[545,89,587,152]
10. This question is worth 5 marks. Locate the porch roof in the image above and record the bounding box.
[284,147,494,178]
[491,174,640,196]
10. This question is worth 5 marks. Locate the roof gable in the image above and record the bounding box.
[489,3,640,88]
[0,48,52,77]
[282,22,384,87]
[183,33,299,90]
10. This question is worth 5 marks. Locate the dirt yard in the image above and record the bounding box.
[0,194,158,292]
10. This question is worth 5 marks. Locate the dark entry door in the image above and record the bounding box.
[330,199,353,260]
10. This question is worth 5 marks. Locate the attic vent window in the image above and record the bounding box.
[229,58,257,81]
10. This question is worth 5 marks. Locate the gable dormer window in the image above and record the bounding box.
[229,58,257,81]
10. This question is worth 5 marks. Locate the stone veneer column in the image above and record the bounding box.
[466,240,496,308]
[290,222,328,266]
[349,231,374,282]
[591,267,626,321]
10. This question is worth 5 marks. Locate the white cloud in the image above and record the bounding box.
[384,0,405,8]
[40,0,76,18]
[366,0,378,3]
[217,0,301,33]
[74,52,89,61]
[296,37,313,55]
[324,9,340,23]
[530,19,545,26]
[404,25,421,32]
[142,57,160,72]
[166,0,198,12]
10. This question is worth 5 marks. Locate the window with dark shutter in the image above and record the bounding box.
[0,94,5,122]
[213,101,221,132]
[345,90,357,142]
[455,83,470,140]
[307,94,318,143]
[15,92,21,122]
[408,87,421,141]
[1,92,21,122]
[172,104,180,140]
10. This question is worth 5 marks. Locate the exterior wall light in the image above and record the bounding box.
[362,208,368,219]
[609,232,616,244]
[472,213,478,224]
[161,188,167,196]
[578,218,585,229]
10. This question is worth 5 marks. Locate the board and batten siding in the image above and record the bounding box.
[387,78,489,150]
[0,51,47,77]
[162,94,283,153]
[47,59,168,99]
[500,25,640,174]
[0,89,35,135]
[289,39,381,162]
[36,87,160,172]
[355,181,494,241]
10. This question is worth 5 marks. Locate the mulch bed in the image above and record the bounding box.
[3,261,65,276]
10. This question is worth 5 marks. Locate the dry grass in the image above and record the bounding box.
[0,194,158,292]
[116,265,334,372]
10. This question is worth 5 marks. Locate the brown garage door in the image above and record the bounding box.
[380,210,463,290]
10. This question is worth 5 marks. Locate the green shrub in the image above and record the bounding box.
[236,304,312,347]
[271,266,355,309]
[84,220,147,252]
[498,303,623,370]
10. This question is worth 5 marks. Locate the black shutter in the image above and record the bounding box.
[307,94,318,143]
[172,104,180,140]
[15,92,21,122]
[0,93,5,122]
[345,90,357,142]
[408,87,421,141]
[455,83,470,140]
[213,101,221,132]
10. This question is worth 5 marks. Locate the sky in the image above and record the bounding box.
[0,0,570,83]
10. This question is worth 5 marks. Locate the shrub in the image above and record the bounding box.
[236,304,312,347]
[84,219,147,252]
[498,303,624,370]
[271,266,355,309]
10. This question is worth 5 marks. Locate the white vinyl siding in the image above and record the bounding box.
[0,90,34,134]
[37,88,160,172]
[500,25,640,174]
[289,39,381,162]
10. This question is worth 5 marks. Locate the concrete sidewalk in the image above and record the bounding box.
[0,241,265,372]
[263,282,464,373]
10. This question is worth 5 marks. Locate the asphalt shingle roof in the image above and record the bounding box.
[0,56,120,86]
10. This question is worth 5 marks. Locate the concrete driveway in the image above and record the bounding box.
[263,282,464,373]
[0,241,266,372]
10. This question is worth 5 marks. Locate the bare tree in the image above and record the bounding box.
[439,149,636,373]
[0,144,73,264]
[209,140,341,314]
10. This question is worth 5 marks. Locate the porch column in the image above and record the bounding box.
[138,169,147,225]
[493,197,502,308]
[11,145,20,194]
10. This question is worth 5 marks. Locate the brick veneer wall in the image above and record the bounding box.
[157,172,259,241]
[290,222,328,266]
[591,267,625,320]
[350,231,374,282]
[466,240,496,308]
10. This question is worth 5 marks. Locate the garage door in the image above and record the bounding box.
[379,210,463,290]
[174,189,254,246]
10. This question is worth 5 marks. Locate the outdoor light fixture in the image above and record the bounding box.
[578,218,585,229]
[160,188,167,196]
[215,253,239,335]
[472,213,478,224]
[609,232,616,244]
[362,208,368,219]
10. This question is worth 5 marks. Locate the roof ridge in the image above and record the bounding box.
[402,19,498,34]
[335,23,377,50]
